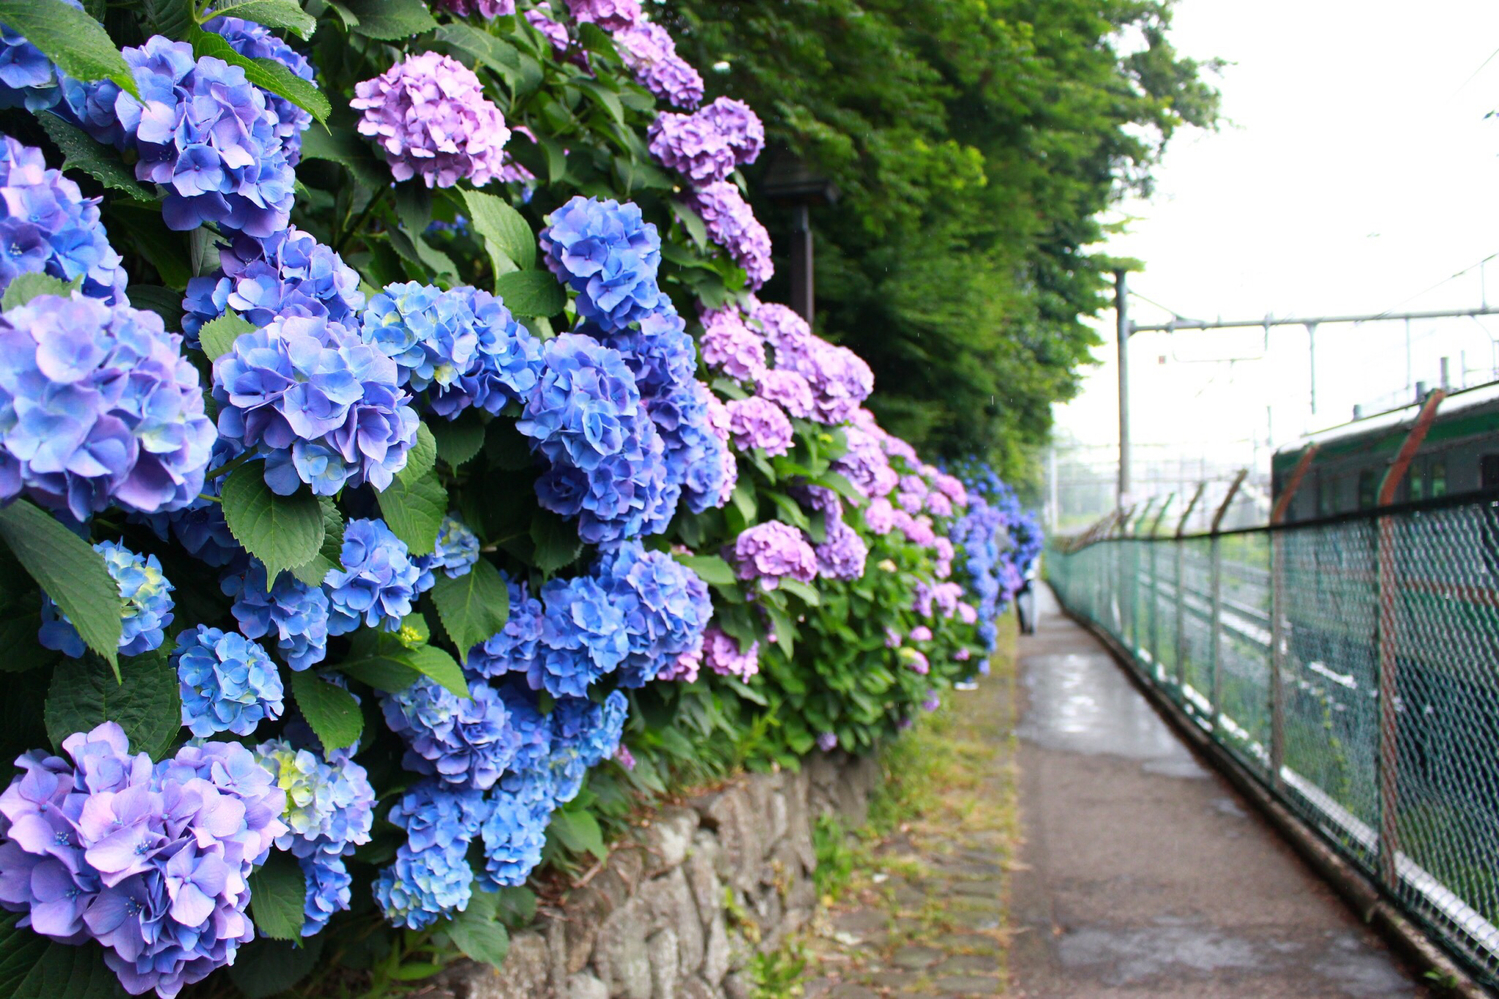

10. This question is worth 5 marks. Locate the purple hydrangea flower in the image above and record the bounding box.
[725,396,793,457]
[436,0,516,15]
[0,293,216,521]
[700,308,767,381]
[814,518,869,582]
[323,518,424,635]
[904,649,930,675]
[752,301,811,359]
[614,20,703,108]
[732,521,817,590]
[525,7,572,53]
[175,624,284,738]
[834,426,899,500]
[593,540,712,687]
[756,368,816,420]
[540,196,664,332]
[352,52,511,189]
[300,853,351,936]
[701,97,764,166]
[0,0,82,110]
[778,338,873,425]
[566,0,640,31]
[702,626,758,681]
[687,182,773,289]
[0,135,125,303]
[659,645,701,682]
[360,282,542,419]
[221,559,330,671]
[39,541,173,659]
[213,314,419,496]
[203,16,315,165]
[383,678,521,790]
[182,227,365,347]
[648,112,736,185]
[817,732,838,752]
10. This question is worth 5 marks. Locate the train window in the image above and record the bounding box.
[1431,460,1447,497]
[1410,464,1424,501]
[1482,455,1499,490]
[1358,469,1376,509]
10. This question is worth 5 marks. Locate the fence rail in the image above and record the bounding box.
[1047,496,1499,988]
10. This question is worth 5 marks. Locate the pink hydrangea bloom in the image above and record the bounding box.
[615,20,703,108]
[704,626,759,681]
[659,645,703,682]
[909,625,933,642]
[756,368,815,419]
[726,396,793,457]
[435,0,515,15]
[567,0,641,31]
[688,182,774,290]
[701,308,767,380]
[732,521,817,589]
[957,602,978,624]
[863,497,897,534]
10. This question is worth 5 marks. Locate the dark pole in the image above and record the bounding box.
[1116,269,1131,509]
[790,203,814,322]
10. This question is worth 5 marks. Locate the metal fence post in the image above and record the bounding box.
[1146,496,1172,681]
[1208,471,1248,731]
[1267,447,1317,792]
[1174,484,1205,698]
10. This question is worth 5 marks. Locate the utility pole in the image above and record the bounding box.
[1116,269,1131,510]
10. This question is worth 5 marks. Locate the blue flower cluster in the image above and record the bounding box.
[535,575,629,697]
[382,677,521,790]
[519,333,673,544]
[374,781,486,929]
[594,541,712,687]
[414,515,481,590]
[63,36,296,236]
[323,518,425,635]
[300,853,353,937]
[175,624,284,737]
[550,690,628,805]
[0,135,125,303]
[213,315,419,496]
[950,494,1005,651]
[183,227,366,347]
[0,0,81,110]
[222,558,330,671]
[360,282,544,420]
[39,540,173,658]
[541,196,665,331]
[0,723,286,997]
[203,16,316,164]
[481,766,553,887]
[467,573,544,679]
[0,293,217,521]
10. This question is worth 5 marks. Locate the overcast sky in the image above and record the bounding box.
[1054,2,1499,487]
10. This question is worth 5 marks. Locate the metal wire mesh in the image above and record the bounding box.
[1047,498,1499,987]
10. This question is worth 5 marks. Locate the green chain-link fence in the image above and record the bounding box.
[1047,496,1499,987]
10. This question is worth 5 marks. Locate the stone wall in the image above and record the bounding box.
[444,751,883,999]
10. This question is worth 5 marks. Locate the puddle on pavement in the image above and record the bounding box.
[1017,652,1208,778]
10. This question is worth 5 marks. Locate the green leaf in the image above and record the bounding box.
[45,651,182,761]
[341,643,468,697]
[203,0,317,39]
[436,22,520,77]
[445,891,510,967]
[290,671,363,751]
[376,472,447,557]
[493,269,566,317]
[674,553,736,586]
[575,22,619,59]
[107,201,192,288]
[529,510,581,574]
[462,189,536,271]
[398,421,439,485]
[431,559,509,655]
[198,311,257,361]
[549,806,607,860]
[37,116,153,202]
[189,26,330,122]
[778,578,821,607]
[248,852,306,940]
[288,498,344,587]
[3,915,126,999]
[0,910,50,998]
[339,0,436,39]
[0,273,79,310]
[125,286,184,330]
[227,937,324,999]
[300,110,388,188]
[430,411,487,467]
[576,79,624,126]
[221,466,326,580]
[141,0,192,37]
[493,886,537,928]
[673,201,709,249]
[0,500,120,669]
[0,0,139,100]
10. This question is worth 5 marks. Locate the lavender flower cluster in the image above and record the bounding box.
[648,98,764,184]
[614,20,703,109]
[203,16,316,164]
[688,182,774,290]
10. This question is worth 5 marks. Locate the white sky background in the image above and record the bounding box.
[1054,2,1499,487]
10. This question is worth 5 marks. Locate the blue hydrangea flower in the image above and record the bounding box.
[203,16,315,164]
[414,514,480,591]
[62,36,296,236]
[381,677,521,790]
[388,780,487,853]
[532,575,629,698]
[323,518,424,635]
[131,442,244,566]
[39,540,173,658]
[300,853,352,936]
[0,135,125,303]
[466,574,543,680]
[213,315,419,496]
[480,768,553,888]
[221,558,330,671]
[372,840,474,930]
[0,293,217,521]
[549,691,628,805]
[540,196,664,332]
[0,0,82,110]
[360,282,543,420]
[592,541,711,687]
[493,682,554,777]
[182,227,365,347]
[175,624,284,738]
[519,333,673,544]
[256,738,376,858]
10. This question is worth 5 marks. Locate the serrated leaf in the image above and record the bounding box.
[198,311,256,361]
[290,670,363,751]
[248,852,306,940]
[190,26,330,122]
[529,509,581,574]
[431,559,509,655]
[340,643,467,697]
[430,411,486,467]
[398,422,438,485]
[376,472,447,557]
[446,891,510,967]
[37,116,153,202]
[436,22,520,77]
[45,650,182,761]
[204,0,317,39]
[462,188,536,272]
[778,577,821,607]
[1,273,79,310]
[0,500,120,669]
[548,806,606,860]
[576,79,624,126]
[141,0,192,37]
[493,269,566,317]
[221,466,326,580]
[300,109,388,188]
[575,22,619,59]
[0,0,139,100]
[125,285,184,330]
[673,553,735,586]
[673,200,709,249]
[227,936,323,999]
[339,0,436,39]
[3,916,126,999]
[288,498,344,587]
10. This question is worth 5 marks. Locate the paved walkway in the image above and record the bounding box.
[1010,585,1426,998]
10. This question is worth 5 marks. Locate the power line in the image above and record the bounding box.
[1373,252,1498,319]
[1450,45,1499,98]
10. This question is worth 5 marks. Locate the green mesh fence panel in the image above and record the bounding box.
[1046,499,1499,987]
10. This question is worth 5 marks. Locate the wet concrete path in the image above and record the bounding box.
[1010,585,1427,999]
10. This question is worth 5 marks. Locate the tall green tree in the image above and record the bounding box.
[663,0,1220,488]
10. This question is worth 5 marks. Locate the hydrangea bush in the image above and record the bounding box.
[0,2,1040,996]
